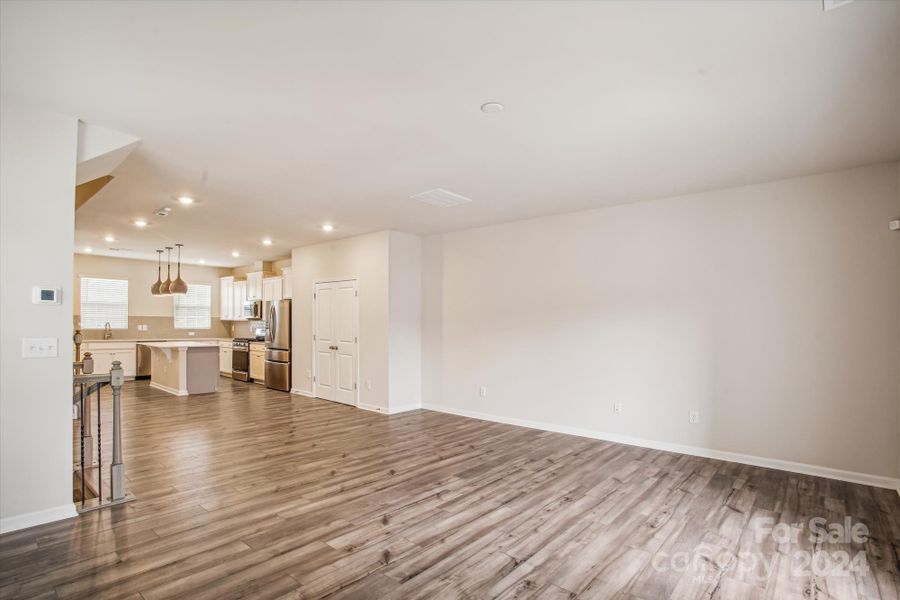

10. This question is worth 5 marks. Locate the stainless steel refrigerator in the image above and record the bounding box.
[265,299,291,391]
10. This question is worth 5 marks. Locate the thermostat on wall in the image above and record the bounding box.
[32,286,61,304]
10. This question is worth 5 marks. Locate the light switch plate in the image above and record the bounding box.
[22,338,59,358]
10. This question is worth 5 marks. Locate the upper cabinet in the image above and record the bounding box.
[281,267,292,299]
[220,276,235,320]
[246,271,264,301]
[233,280,248,320]
[263,276,282,302]
[221,267,290,320]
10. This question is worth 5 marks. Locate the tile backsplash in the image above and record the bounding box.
[74,315,231,340]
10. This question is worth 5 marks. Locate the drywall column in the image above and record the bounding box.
[0,103,79,531]
[388,231,422,412]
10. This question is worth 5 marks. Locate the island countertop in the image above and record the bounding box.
[140,341,221,349]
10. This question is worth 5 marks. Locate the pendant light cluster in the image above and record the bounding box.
[151,244,189,295]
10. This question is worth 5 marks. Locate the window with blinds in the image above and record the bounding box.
[80,277,129,329]
[174,284,212,329]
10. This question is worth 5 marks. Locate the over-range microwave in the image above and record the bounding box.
[242,300,263,320]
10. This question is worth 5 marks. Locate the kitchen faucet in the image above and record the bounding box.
[103,322,112,340]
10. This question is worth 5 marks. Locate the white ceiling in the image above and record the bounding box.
[2,0,898,267]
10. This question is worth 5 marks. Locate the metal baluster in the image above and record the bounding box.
[79,383,85,506]
[109,361,125,501]
[96,384,102,504]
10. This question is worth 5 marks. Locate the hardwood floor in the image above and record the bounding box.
[1,378,898,599]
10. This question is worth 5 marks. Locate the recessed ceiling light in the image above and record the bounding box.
[84,247,93,253]
[480,102,504,113]
[133,219,148,228]
[262,238,273,246]
[322,224,334,232]
[177,196,194,205]
[231,251,240,258]
[198,258,206,265]
[104,235,115,242]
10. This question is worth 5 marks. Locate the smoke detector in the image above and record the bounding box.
[155,207,173,217]
[411,188,473,208]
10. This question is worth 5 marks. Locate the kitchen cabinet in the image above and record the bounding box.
[219,341,233,375]
[82,342,137,378]
[233,280,248,320]
[263,276,282,302]
[249,342,266,381]
[281,267,292,299]
[220,276,235,320]
[246,271,264,301]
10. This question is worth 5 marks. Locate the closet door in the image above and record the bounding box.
[314,280,358,405]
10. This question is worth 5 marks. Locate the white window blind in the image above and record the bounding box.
[174,284,212,329]
[80,277,129,329]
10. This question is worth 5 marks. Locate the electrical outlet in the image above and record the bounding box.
[479,385,487,397]
[614,402,623,415]
[689,410,700,424]
[188,331,196,336]
[366,380,372,390]
[306,370,312,379]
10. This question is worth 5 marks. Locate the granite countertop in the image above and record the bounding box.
[140,341,221,349]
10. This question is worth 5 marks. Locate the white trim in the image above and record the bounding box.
[290,388,313,398]
[422,403,900,490]
[357,402,387,414]
[149,381,188,397]
[388,403,421,415]
[0,503,78,534]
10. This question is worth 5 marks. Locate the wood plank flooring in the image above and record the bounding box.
[1,378,898,599]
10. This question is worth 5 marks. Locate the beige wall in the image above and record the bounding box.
[292,232,391,409]
[290,231,422,413]
[230,257,291,279]
[74,254,230,319]
[0,103,79,531]
[423,162,900,481]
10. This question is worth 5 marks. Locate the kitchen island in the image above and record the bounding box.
[143,341,220,396]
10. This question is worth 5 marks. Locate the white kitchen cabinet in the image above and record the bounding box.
[219,341,233,374]
[263,276,282,302]
[246,271,264,301]
[281,267,292,299]
[233,280,248,320]
[82,342,137,378]
[220,276,235,320]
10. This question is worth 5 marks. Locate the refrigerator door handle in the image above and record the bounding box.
[267,304,275,344]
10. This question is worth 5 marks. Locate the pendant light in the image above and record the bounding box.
[170,243,189,294]
[159,246,173,295]
[151,249,163,295]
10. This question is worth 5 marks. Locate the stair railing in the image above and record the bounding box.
[72,359,133,511]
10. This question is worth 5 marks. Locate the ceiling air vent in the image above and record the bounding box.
[823,0,853,11]
[411,188,473,208]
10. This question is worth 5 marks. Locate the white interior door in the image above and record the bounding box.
[315,280,358,405]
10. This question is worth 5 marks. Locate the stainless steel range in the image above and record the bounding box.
[231,338,251,382]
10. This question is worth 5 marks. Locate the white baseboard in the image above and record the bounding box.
[0,503,78,534]
[422,403,900,490]
[290,388,313,398]
[149,382,188,397]
[358,402,387,414]
[389,403,421,415]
